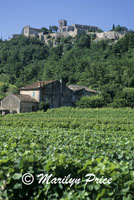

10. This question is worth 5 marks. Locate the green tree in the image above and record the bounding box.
[51,26,58,32]
[112,24,115,31]
[114,25,128,32]
[49,26,53,33]
[40,27,49,34]
[39,100,50,111]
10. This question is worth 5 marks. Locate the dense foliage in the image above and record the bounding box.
[111,24,128,32]
[76,95,105,108]
[0,36,48,87]
[39,100,50,111]
[0,82,18,100]
[0,31,134,103]
[108,87,134,108]
[0,107,134,199]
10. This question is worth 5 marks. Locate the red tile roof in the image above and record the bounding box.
[20,80,56,90]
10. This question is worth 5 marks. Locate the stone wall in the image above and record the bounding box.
[1,94,20,113]
[41,81,61,108]
[73,24,99,33]
[20,102,38,113]
[23,26,30,37]
[21,21,126,45]
[73,89,85,103]
[20,90,40,102]
[95,31,125,41]
[40,80,73,108]
[1,94,39,113]
[61,85,73,106]
[23,26,40,37]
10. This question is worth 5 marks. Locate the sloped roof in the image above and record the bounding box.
[68,84,97,93]
[67,85,85,92]
[20,80,56,90]
[84,87,97,93]
[13,94,38,102]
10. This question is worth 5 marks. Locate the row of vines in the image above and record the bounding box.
[0,108,134,199]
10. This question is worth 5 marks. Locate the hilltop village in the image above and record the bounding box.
[13,19,126,45]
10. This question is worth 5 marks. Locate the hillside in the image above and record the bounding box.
[0,32,134,104]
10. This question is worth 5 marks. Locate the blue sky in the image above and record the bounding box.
[0,0,134,39]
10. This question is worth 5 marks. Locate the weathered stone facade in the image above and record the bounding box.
[22,26,40,37]
[1,94,38,113]
[58,19,99,35]
[21,20,100,43]
[1,94,20,113]
[20,20,126,45]
[20,101,38,113]
[40,80,61,108]
[20,89,40,102]
[0,81,98,113]
[68,85,97,103]
[20,80,73,108]
[94,31,125,41]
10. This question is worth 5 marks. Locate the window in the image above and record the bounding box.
[33,91,35,97]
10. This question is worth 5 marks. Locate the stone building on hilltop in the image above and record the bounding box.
[20,19,126,45]
[21,19,100,41]
[58,19,99,36]
[22,26,40,37]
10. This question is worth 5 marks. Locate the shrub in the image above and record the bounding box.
[108,87,134,108]
[108,98,126,108]
[0,93,5,100]
[76,95,105,108]
[39,100,50,111]
[0,83,9,93]
[121,87,134,108]
[8,85,18,94]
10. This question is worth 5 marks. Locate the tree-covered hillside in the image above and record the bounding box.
[0,36,48,86]
[0,32,134,104]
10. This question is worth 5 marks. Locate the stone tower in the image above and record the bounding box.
[58,19,67,33]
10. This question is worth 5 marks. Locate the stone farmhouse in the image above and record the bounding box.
[0,80,97,113]
[68,84,97,103]
[0,94,38,114]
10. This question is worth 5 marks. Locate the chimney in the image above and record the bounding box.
[38,82,41,88]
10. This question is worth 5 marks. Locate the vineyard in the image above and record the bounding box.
[0,107,134,199]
